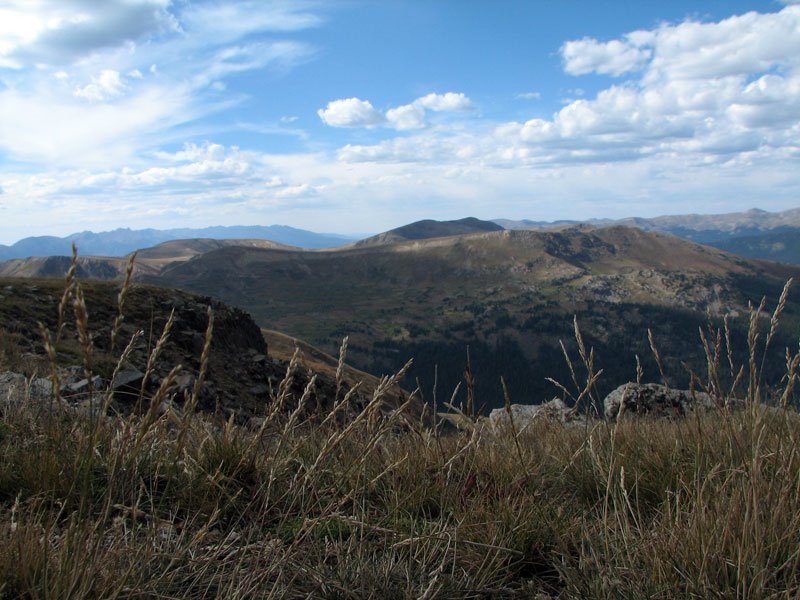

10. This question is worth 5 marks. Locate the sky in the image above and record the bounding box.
[0,0,799,243]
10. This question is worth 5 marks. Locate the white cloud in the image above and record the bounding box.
[74,69,127,101]
[516,91,541,100]
[415,92,472,111]
[644,8,800,84]
[562,36,652,76]
[385,103,427,130]
[197,41,313,86]
[486,5,800,166]
[275,183,317,198]
[325,3,800,207]
[0,82,199,166]
[180,2,322,40]
[320,92,473,130]
[0,1,320,166]
[1,3,799,241]
[0,0,178,68]
[154,142,227,163]
[318,98,385,128]
[562,7,800,83]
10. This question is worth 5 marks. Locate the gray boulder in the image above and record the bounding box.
[489,398,573,430]
[61,375,104,398]
[0,371,53,404]
[111,368,145,402]
[0,372,26,401]
[604,383,715,419]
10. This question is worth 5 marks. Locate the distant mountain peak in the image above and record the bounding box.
[356,217,503,247]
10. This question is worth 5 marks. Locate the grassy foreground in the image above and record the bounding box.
[1,264,800,598]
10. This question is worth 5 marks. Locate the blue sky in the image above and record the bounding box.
[0,0,798,243]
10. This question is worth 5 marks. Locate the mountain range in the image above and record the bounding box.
[3,209,799,410]
[4,207,800,264]
[0,225,356,260]
[4,214,797,409]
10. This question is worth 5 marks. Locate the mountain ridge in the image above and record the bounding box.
[0,225,356,260]
[495,207,800,263]
[495,207,800,236]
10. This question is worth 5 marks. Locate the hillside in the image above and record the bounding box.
[0,277,412,421]
[141,226,800,410]
[261,328,407,409]
[354,217,503,247]
[710,230,800,265]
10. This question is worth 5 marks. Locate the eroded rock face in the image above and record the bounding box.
[0,280,375,423]
[603,383,715,419]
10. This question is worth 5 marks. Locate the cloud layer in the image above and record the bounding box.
[336,5,800,172]
[0,0,316,167]
[0,2,798,241]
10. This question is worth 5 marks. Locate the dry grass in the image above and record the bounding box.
[1,262,799,598]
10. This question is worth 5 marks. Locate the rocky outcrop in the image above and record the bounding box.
[0,372,52,404]
[0,279,378,423]
[489,398,584,430]
[0,369,103,412]
[489,383,731,429]
[603,383,715,419]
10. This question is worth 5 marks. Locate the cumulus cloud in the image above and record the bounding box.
[414,92,472,111]
[562,36,652,76]
[320,92,473,130]
[495,5,800,165]
[74,69,127,101]
[385,103,427,130]
[643,8,800,84]
[318,98,385,128]
[154,142,227,163]
[330,4,800,187]
[564,7,800,82]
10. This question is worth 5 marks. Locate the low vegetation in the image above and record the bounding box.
[1,256,800,598]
